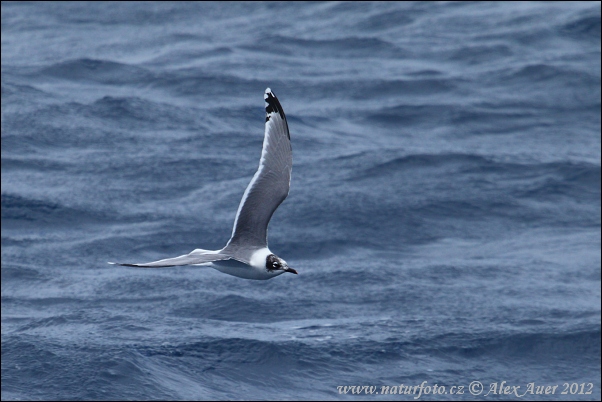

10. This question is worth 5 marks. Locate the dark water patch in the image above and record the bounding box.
[1,117,134,153]
[100,321,152,333]
[282,154,601,247]
[242,35,410,59]
[1,337,170,400]
[94,295,172,306]
[346,78,457,100]
[349,153,601,202]
[365,103,450,126]
[173,294,322,323]
[136,337,346,390]
[1,236,48,248]
[508,64,572,82]
[355,8,415,31]
[560,13,601,41]
[434,328,601,362]
[1,156,69,172]
[513,162,601,201]
[407,69,444,77]
[463,159,601,204]
[411,264,505,284]
[139,338,301,364]
[351,153,491,179]
[0,82,49,99]
[283,214,437,251]
[16,316,70,332]
[546,309,601,321]
[85,96,203,131]
[304,269,408,294]
[503,64,600,89]
[148,46,235,67]
[448,44,513,65]
[1,97,159,137]
[517,319,547,326]
[98,272,213,299]
[2,193,67,221]
[1,296,87,309]
[276,239,365,260]
[150,68,267,98]
[56,2,199,26]
[39,58,155,85]
[284,194,493,249]
[2,100,258,159]
[412,199,522,222]
[1,338,61,377]
[194,77,458,110]
[106,156,241,187]
[1,193,109,227]
[325,339,412,365]
[1,265,45,282]
[365,103,539,130]
[137,336,415,378]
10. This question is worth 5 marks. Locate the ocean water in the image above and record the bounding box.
[1,1,600,400]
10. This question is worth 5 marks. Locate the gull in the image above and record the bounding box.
[109,88,297,280]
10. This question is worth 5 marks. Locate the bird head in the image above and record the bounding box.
[266,254,297,275]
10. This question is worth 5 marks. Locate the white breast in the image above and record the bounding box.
[249,247,272,269]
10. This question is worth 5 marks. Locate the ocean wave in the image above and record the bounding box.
[560,13,601,41]
[433,328,601,362]
[172,294,320,323]
[39,58,155,85]
[242,35,409,59]
[1,193,108,227]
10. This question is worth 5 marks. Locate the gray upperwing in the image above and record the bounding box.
[224,88,292,255]
[108,249,230,268]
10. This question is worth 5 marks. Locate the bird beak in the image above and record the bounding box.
[284,267,298,275]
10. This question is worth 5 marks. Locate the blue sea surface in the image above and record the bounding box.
[1,2,600,400]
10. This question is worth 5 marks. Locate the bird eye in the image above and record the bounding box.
[273,262,279,268]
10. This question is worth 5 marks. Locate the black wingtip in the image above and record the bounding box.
[264,88,281,120]
[108,262,145,267]
[264,88,289,138]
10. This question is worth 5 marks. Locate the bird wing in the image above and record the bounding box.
[224,88,292,255]
[108,249,231,268]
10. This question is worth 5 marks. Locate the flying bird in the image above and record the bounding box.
[109,88,296,280]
